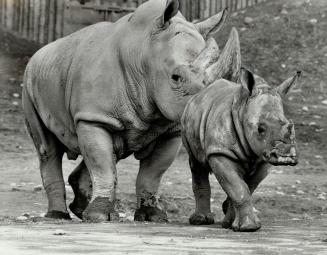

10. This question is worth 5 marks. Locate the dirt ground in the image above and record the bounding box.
[0,0,326,254]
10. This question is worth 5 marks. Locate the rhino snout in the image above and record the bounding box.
[263,143,298,166]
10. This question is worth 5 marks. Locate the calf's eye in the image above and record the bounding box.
[258,123,267,134]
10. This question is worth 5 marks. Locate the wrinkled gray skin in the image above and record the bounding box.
[22,0,230,222]
[181,68,300,232]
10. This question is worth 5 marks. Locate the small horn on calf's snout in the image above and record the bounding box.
[289,119,296,141]
[193,38,220,72]
[204,27,241,86]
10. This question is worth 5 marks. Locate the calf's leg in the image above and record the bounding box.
[222,163,270,226]
[209,156,260,232]
[189,158,214,225]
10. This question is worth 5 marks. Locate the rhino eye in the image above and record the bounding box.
[258,123,267,135]
[171,74,183,83]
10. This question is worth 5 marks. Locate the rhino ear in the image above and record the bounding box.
[195,8,228,40]
[160,0,179,26]
[239,67,255,94]
[276,71,301,97]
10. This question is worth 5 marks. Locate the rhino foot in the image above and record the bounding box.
[222,199,228,215]
[189,212,215,225]
[45,210,71,220]
[82,197,118,223]
[69,201,84,219]
[134,206,168,223]
[221,198,235,228]
[68,164,92,219]
[231,214,261,232]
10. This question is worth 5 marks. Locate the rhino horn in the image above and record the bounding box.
[204,27,241,86]
[193,38,220,72]
[276,71,301,97]
[195,8,228,40]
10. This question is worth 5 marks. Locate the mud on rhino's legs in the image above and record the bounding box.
[134,136,181,223]
[222,163,270,225]
[23,92,70,220]
[208,156,261,232]
[68,161,91,219]
[188,158,214,225]
[76,122,118,222]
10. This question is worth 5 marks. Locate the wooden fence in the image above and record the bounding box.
[0,0,268,45]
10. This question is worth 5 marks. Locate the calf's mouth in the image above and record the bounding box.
[262,142,298,166]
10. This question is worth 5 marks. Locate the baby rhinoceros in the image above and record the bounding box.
[181,68,300,232]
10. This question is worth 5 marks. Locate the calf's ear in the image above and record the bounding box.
[239,67,255,95]
[195,8,228,40]
[276,71,301,97]
[159,0,179,26]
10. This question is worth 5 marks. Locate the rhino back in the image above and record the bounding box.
[24,20,127,152]
[182,79,242,164]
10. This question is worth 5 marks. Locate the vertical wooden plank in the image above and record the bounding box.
[33,0,37,41]
[0,0,2,26]
[204,0,210,18]
[199,0,203,19]
[15,0,19,31]
[27,0,31,39]
[12,0,16,31]
[53,0,57,40]
[44,0,50,44]
[210,0,215,15]
[215,0,221,13]
[221,0,225,9]
[22,0,27,38]
[30,0,34,40]
[197,0,201,20]
[37,0,43,44]
[48,0,53,42]
[184,0,189,21]
[3,0,7,28]
[236,0,240,10]
[27,0,33,39]
[19,0,23,34]
[60,0,65,38]
[55,0,63,39]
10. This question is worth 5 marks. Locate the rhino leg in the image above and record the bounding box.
[209,156,261,232]
[134,136,181,223]
[68,161,91,219]
[76,122,118,222]
[23,91,71,220]
[221,163,270,225]
[188,158,214,225]
[221,198,235,228]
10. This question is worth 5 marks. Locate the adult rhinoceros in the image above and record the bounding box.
[22,0,231,223]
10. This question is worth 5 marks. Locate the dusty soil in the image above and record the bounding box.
[0,0,326,254]
[1,220,327,255]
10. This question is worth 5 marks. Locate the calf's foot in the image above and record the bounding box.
[189,212,215,225]
[231,205,261,232]
[134,206,168,223]
[82,197,118,222]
